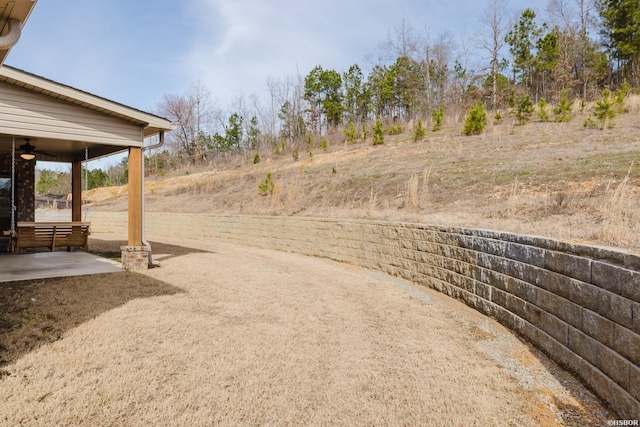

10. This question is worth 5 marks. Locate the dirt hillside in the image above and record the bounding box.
[87,104,640,252]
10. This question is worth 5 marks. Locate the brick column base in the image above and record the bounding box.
[120,246,149,271]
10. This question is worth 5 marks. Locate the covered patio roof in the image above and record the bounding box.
[0,65,174,163]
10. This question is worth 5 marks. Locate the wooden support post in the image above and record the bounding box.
[128,146,143,246]
[71,161,82,222]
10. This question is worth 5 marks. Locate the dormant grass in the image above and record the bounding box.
[0,236,611,425]
[626,94,640,113]
[601,164,640,246]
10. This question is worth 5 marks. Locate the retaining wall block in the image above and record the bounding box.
[595,345,630,391]
[504,293,527,319]
[472,237,506,257]
[491,287,508,308]
[536,289,583,329]
[504,242,546,268]
[512,315,539,344]
[544,250,592,283]
[592,261,630,297]
[508,260,538,284]
[599,292,634,330]
[440,232,463,247]
[565,279,603,313]
[415,252,442,266]
[524,267,563,295]
[433,243,454,259]
[461,290,478,309]
[416,262,439,276]
[442,257,474,278]
[473,281,492,301]
[492,304,517,330]
[424,275,443,293]
[522,302,544,327]
[538,311,569,345]
[568,326,599,366]
[613,325,640,366]
[438,269,465,291]
[615,268,640,302]
[536,329,582,375]
[456,247,478,265]
[557,241,626,266]
[505,276,539,305]
[580,360,639,420]
[583,309,615,348]
[477,253,512,277]
[615,379,640,421]
[455,234,476,250]
[474,267,508,292]
[415,240,438,255]
[474,298,496,317]
[399,237,417,251]
[624,253,640,271]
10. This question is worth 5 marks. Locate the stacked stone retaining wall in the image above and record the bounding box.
[90,212,640,419]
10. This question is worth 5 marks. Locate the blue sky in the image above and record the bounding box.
[7,0,493,118]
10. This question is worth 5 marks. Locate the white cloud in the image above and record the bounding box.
[183,0,389,104]
[179,0,488,107]
[9,0,490,113]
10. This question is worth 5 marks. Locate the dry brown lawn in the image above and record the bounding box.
[0,234,612,426]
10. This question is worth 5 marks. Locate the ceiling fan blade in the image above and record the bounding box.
[36,150,57,158]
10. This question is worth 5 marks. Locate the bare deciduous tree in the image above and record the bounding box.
[380,18,422,62]
[157,81,219,162]
[477,0,511,109]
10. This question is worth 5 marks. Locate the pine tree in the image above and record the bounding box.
[505,8,544,90]
[258,172,275,195]
[553,90,573,123]
[372,119,385,145]
[431,106,444,132]
[594,89,617,129]
[512,95,534,125]
[414,118,426,141]
[537,98,550,122]
[463,102,487,136]
[343,121,357,144]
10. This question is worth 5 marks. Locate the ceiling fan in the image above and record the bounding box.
[18,138,56,160]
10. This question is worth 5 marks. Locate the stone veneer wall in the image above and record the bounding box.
[0,153,35,222]
[90,212,640,418]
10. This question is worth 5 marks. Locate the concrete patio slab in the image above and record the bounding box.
[0,252,122,282]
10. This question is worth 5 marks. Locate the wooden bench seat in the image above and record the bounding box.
[5,222,91,253]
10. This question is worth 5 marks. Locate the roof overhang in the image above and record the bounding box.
[0,0,37,66]
[0,65,175,138]
[0,65,175,162]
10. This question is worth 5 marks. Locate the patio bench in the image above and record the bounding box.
[6,222,91,253]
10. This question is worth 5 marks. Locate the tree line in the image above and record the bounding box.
[37,0,640,187]
[151,0,638,166]
[35,161,128,196]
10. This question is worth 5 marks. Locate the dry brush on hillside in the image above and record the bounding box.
[85,107,640,253]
